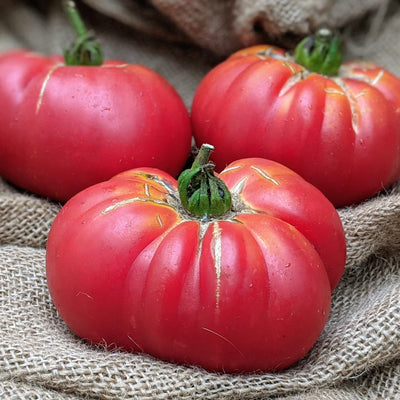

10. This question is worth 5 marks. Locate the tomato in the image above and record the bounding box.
[0,3,191,202]
[0,50,191,202]
[46,145,346,373]
[191,30,400,207]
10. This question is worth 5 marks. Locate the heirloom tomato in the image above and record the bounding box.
[191,29,400,207]
[0,2,191,202]
[46,144,346,373]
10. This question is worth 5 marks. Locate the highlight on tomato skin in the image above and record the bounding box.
[46,150,346,374]
[191,30,400,208]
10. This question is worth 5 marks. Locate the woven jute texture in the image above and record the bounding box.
[1,1,400,399]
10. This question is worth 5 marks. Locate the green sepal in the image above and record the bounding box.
[178,145,232,219]
[294,29,342,76]
[63,0,103,66]
[64,34,103,66]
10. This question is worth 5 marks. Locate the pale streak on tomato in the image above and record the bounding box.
[282,61,300,76]
[370,69,385,86]
[341,64,386,87]
[135,173,177,197]
[101,197,174,215]
[211,221,222,308]
[333,78,360,134]
[156,214,163,228]
[127,334,144,353]
[75,291,93,300]
[220,164,280,199]
[354,89,369,99]
[229,176,247,195]
[102,63,129,69]
[144,183,150,197]
[250,165,280,186]
[218,165,241,174]
[35,63,61,115]
[278,71,304,97]
[324,88,345,96]
[201,326,244,358]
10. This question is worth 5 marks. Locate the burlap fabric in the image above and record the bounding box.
[1,1,400,399]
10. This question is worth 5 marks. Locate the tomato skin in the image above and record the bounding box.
[0,50,191,202]
[191,45,400,207]
[46,159,345,373]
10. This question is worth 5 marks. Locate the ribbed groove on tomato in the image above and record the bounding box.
[125,221,202,355]
[203,59,294,150]
[278,71,304,97]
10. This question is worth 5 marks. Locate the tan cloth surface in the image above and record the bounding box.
[1,1,400,398]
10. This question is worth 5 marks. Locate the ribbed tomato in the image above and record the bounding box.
[46,145,346,373]
[191,30,400,207]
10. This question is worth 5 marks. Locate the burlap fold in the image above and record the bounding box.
[81,0,385,57]
[1,1,400,398]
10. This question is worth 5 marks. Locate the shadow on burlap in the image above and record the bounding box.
[0,1,400,399]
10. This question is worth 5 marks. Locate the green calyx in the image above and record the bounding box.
[178,144,232,220]
[63,0,103,66]
[294,28,342,76]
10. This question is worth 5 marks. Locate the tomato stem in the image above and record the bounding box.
[63,0,103,66]
[178,144,232,219]
[294,29,342,76]
[191,143,214,170]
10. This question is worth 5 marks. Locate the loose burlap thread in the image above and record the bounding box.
[1,1,400,399]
